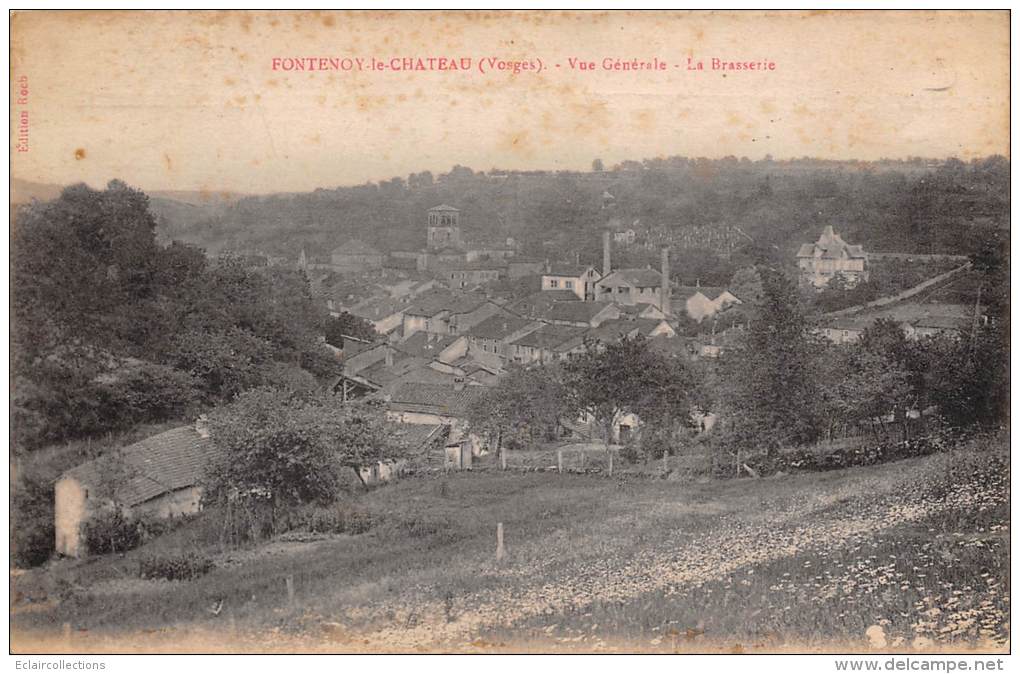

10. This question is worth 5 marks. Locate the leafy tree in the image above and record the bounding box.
[164,327,274,402]
[728,266,764,306]
[325,311,378,348]
[562,336,697,458]
[466,365,571,450]
[206,389,408,532]
[12,180,160,356]
[591,158,605,172]
[717,267,822,455]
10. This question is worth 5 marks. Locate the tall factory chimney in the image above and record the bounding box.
[660,246,671,316]
[602,230,612,277]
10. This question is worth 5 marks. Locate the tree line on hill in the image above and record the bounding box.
[11,180,344,452]
[161,156,1008,280]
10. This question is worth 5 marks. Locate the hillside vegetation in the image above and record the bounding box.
[160,157,1009,278]
[11,435,1008,654]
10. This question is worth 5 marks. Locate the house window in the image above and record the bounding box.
[618,286,629,294]
[565,280,574,289]
[549,279,559,288]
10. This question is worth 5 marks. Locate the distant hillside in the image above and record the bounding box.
[11,156,1009,266]
[157,157,1010,267]
[11,179,64,204]
[11,179,241,247]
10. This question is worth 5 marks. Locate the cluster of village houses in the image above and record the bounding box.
[53,206,979,557]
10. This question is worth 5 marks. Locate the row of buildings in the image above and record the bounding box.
[51,213,935,558]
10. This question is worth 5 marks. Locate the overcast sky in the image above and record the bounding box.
[10,10,1009,195]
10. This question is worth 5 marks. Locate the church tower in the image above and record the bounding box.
[426,204,463,250]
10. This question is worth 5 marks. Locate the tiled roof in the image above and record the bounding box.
[442,260,507,271]
[348,295,411,321]
[62,427,221,508]
[388,382,486,418]
[544,264,594,278]
[541,301,615,324]
[509,324,587,350]
[429,204,460,212]
[358,355,429,387]
[464,313,537,340]
[507,290,578,317]
[600,268,666,288]
[797,226,867,260]
[332,239,381,257]
[405,290,489,317]
[392,424,449,452]
[674,285,728,301]
[383,255,419,271]
[396,332,462,359]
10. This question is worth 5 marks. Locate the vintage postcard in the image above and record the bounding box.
[8,8,1010,660]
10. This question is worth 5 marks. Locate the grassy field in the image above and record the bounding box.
[11,435,1009,654]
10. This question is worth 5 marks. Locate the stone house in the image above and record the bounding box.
[330,239,384,272]
[673,286,742,322]
[54,424,220,558]
[541,264,602,300]
[463,313,543,363]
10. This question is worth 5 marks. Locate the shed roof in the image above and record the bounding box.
[544,264,595,278]
[429,204,460,212]
[388,382,486,418]
[509,324,587,350]
[464,313,537,340]
[62,427,220,508]
[600,268,666,289]
[396,332,463,359]
[405,290,490,317]
[541,300,616,324]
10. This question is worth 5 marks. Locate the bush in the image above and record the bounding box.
[82,509,142,555]
[278,503,375,536]
[745,430,962,476]
[11,470,55,567]
[138,551,214,581]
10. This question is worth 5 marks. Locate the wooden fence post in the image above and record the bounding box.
[608,450,614,477]
[285,575,295,606]
[496,522,505,563]
[500,446,507,471]
[557,449,563,474]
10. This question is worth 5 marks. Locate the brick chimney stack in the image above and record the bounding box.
[660,246,671,316]
[602,230,611,277]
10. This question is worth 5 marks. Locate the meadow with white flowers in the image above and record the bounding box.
[12,434,1008,654]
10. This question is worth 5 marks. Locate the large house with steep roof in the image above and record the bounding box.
[796,226,869,289]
